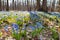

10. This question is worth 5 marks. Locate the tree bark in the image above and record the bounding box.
[42,0,47,12]
[0,0,1,11]
[6,0,9,11]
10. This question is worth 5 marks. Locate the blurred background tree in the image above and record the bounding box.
[6,0,9,11]
[36,0,41,11]
[0,0,60,12]
[0,0,2,11]
[42,0,47,12]
[12,0,14,10]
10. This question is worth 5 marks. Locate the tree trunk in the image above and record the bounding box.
[0,0,1,11]
[27,0,30,11]
[59,0,60,12]
[25,0,27,11]
[36,0,41,11]
[22,0,23,11]
[14,1,16,10]
[6,0,9,11]
[48,0,52,12]
[42,0,47,12]
[3,1,4,11]
[51,0,55,12]
[12,0,14,10]
[17,0,19,10]
[59,0,60,5]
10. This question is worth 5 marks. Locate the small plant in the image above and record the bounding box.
[12,31,21,40]
[31,28,43,37]
[12,30,26,40]
[50,27,59,40]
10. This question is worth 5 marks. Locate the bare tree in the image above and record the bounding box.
[33,0,36,11]
[42,0,47,12]
[27,0,29,11]
[2,0,4,11]
[14,1,16,10]
[0,0,1,11]
[59,0,60,12]
[59,0,60,5]
[48,0,52,12]
[25,0,27,10]
[51,0,55,12]
[6,0,9,11]
[27,0,31,11]
[16,0,18,10]
[12,0,14,10]
[36,0,41,11]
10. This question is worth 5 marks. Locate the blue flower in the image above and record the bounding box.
[36,22,44,28]
[30,12,40,21]
[12,23,19,33]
